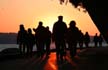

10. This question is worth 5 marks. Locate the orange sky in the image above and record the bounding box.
[0,0,100,36]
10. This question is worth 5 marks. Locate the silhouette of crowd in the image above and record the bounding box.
[17,15,104,60]
[17,22,51,57]
[93,33,103,47]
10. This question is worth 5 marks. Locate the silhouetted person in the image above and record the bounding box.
[66,20,80,57]
[98,34,103,47]
[84,32,90,48]
[27,28,35,56]
[78,30,84,50]
[52,16,67,61]
[17,24,27,55]
[93,33,99,47]
[45,26,52,56]
[33,21,46,58]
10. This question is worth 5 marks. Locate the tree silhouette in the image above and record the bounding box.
[59,0,108,43]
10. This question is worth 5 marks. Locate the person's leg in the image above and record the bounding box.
[22,43,26,55]
[36,42,41,57]
[69,43,77,58]
[46,41,51,56]
[26,44,30,56]
[40,42,45,58]
[68,43,73,57]
[73,43,77,57]
[19,43,22,54]
[30,44,33,55]
[60,40,66,61]
[55,41,60,59]
[79,42,83,50]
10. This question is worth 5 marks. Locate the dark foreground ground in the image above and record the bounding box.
[0,47,108,70]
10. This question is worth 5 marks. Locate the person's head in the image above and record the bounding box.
[69,20,76,27]
[20,24,24,30]
[95,33,98,36]
[28,28,32,34]
[79,30,82,32]
[46,26,49,30]
[58,15,63,21]
[85,32,89,35]
[39,21,43,26]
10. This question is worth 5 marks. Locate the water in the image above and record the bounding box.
[0,42,108,52]
[0,43,56,52]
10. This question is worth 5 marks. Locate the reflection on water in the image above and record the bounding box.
[0,43,56,52]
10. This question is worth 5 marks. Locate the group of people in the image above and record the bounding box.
[17,15,103,60]
[93,33,103,47]
[17,22,51,57]
[52,16,91,61]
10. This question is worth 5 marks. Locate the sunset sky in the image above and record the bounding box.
[0,0,100,36]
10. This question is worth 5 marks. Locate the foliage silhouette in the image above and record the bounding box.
[59,0,108,43]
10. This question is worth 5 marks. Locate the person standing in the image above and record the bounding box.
[78,30,84,50]
[52,16,67,61]
[17,24,27,55]
[33,21,46,58]
[98,34,103,47]
[27,28,35,56]
[84,32,90,48]
[93,33,99,47]
[45,26,52,56]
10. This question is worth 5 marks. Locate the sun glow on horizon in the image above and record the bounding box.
[0,0,100,36]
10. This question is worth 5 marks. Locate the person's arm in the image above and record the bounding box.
[33,28,36,32]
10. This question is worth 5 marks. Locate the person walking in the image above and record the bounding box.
[93,33,99,47]
[66,20,80,58]
[33,21,46,58]
[52,16,67,61]
[27,28,35,56]
[45,26,52,56]
[84,32,90,48]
